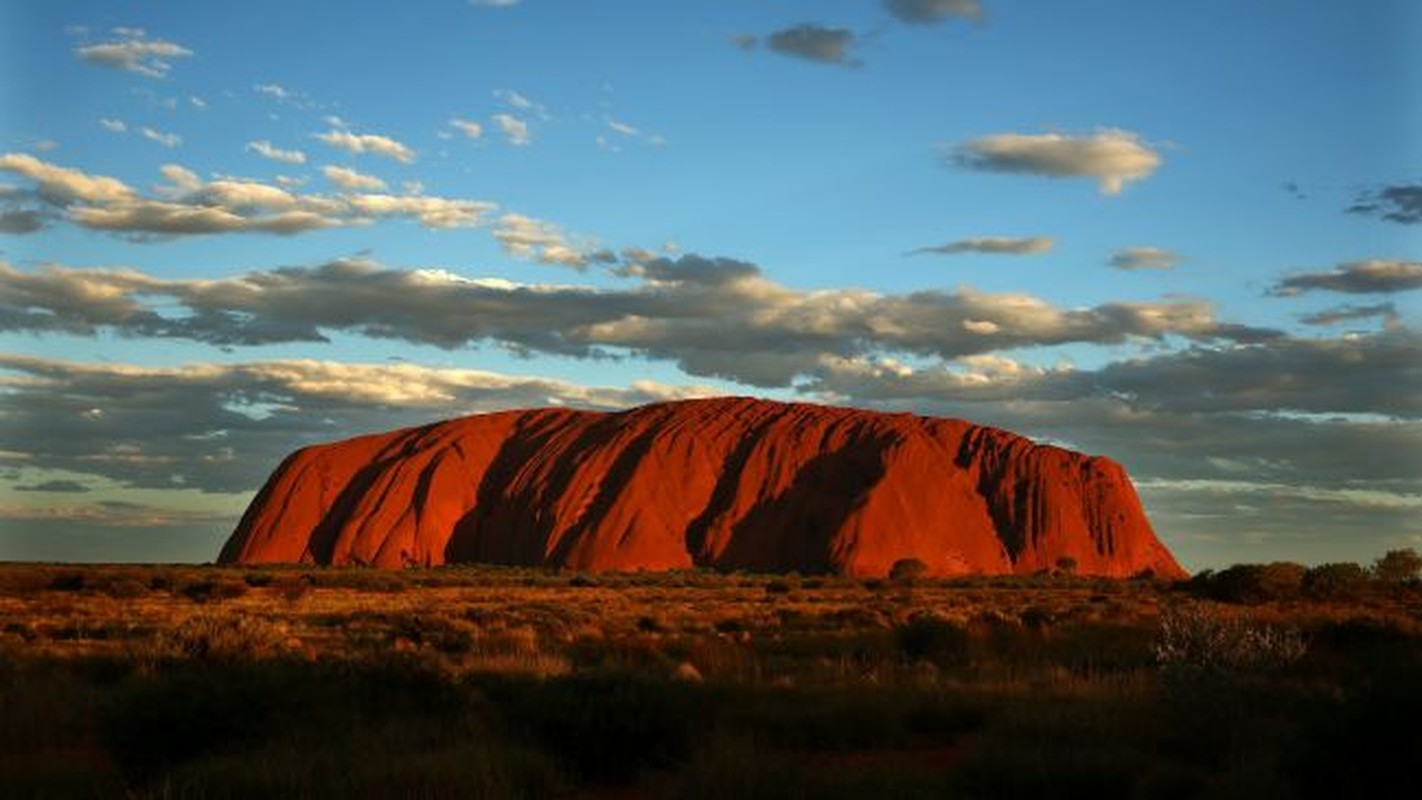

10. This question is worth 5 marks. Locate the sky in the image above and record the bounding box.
[0,0,1418,569]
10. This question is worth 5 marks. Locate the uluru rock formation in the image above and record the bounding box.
[219,398,1186,578]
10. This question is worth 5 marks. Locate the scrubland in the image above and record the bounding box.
[2,560,1420,798]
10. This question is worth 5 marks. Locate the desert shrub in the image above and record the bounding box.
[1153,604,1306,686]
[104,578,149,599]
[1187,562,1306,603]
[181,578,249,604]
[895,617,970,669]
[1302,562,1369,599]
[154,614,286,662]
[567,573,598,588]
[242,571,274,588]
[47,571,86,592]
[1372,548,1422,584]
[277,577,312,603]
[1055,556,1078,576]
[481,671,703,783]
[888,558,928,584]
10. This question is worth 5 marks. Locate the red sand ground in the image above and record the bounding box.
[219,397,1185,578]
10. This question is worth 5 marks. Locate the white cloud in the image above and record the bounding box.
[0,153,135,204]
[0,153,492,236]
[139,126,181,148]
[246,140,307,165]
[951,128,1163,195]
[492,214,593,267]
[314,129,416,163]
[99,118,128,134]
[254,83,291,100]
[450,118,483,139]
[492,114,531,146]
[605,118,666,147]
[75,30,193,78]
[322,165,387,192]
[1109,246,1183,270]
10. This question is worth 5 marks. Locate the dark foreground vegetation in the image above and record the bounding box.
[2,553,1420,799]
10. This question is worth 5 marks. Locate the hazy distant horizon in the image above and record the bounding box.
[2,1,1418,569]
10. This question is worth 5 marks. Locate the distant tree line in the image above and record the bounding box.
[1186,548,1422,604]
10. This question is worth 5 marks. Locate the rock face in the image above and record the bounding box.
[219,398,1186,578]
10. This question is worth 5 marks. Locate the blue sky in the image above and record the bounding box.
[1,0,1418,568]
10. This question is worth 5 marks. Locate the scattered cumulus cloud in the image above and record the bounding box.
[139,126,181,148]
[246,140,307,165]
[1348,183,1422,225]
[322,165,387,192]
[0,153,493,236]
[492,114,531,146]
[1109,247,1182,270]
[951,128,1162,195]
[909,236,1053,256]
[1271,260,1422,296]
[99,118,128,134]
[74,29,193,78]
[314,129,416,163]
[492,214,597,267]
[450,118,484,139]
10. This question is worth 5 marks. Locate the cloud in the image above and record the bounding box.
[0,153,135,204]
[450,118,483,139]
[1348,183,1422,225]
[247,140,307,164]
[322,165,387,192]
[730,34,759,51]
[494,89,549,120]
[0,209,47,234]
[1109,246,1182,270]
[0,153,494,237]
[0,354,718,493]
[139,126,181,148]
[99,118,128,134]
[14,479,91,493]
[909,236,1054,256]
[1271,260,1422,296]
[492,214,596,267]
[492,114,531,146]
[883,0,983,25]
[605,118,666,147]
[951,128,1162,194]
[765,24,860,66]
[470,0,522,7]
[255,83,292,100]
[0,188,51,234]
[74,29,192,78]
[1,256,1280,386]
[314,129,416,163]
[1298,303,1399,327]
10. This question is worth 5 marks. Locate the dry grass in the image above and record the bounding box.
[1,563,1419,798]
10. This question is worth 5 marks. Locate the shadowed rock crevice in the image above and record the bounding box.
[222,397,1187,578]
